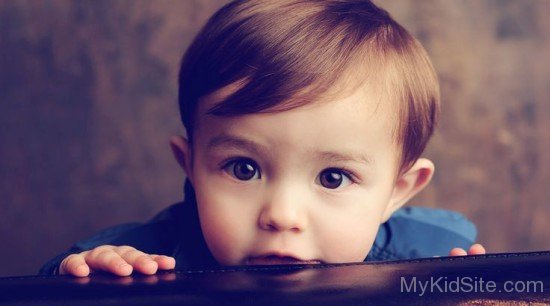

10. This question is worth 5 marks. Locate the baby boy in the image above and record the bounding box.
[40,0,484,277]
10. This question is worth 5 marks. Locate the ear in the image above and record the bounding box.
[169,135,194,184]
[381,158,435,222]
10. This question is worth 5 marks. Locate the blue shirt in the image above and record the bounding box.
[39,181,477,275]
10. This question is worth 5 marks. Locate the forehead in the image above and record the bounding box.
[197,75,396,127]
[194,82,399,166]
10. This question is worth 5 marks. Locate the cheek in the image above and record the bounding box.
[193,176,255,265]
[196,196,242,265]
[316,187,393,263]
[318,209,382,263]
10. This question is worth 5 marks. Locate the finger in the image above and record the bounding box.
[449,248,468,256]
[468,243,486,255]
[81,245,115,264]
[150,255,176,270]
[90,250,133,276]
[117,249,158,275]
[59,254,90,277]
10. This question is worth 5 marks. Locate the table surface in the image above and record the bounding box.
[1,251,549,305]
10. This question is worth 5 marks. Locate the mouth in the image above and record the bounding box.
[246,254,322,265]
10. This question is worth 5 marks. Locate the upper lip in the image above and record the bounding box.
[249,251,318,262]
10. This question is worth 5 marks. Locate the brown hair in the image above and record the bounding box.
[178,0,440,176]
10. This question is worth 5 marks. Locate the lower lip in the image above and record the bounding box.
[246,256,322,265]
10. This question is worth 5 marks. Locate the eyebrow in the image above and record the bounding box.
[207,133,268,157]
[206,133,374,166]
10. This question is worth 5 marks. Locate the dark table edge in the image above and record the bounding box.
[3,250,549,280]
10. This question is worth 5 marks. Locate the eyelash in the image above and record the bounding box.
[219,157,252,169]
[326,167,358,183]
[218,157,359,183]
[219,157,261,178]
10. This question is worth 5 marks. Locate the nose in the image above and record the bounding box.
[258,182,307,233]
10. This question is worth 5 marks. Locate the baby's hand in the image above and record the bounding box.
[58,245,176,277]
[448,243,486,256]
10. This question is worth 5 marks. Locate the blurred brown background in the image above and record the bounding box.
[0,0,548,277]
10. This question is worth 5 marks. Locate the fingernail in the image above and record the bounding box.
[76,264,87,272]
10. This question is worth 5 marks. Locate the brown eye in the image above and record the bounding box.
[227,159,260,181]
[319,169,352,189]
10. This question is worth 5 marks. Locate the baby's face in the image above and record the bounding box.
[188,85,402,265]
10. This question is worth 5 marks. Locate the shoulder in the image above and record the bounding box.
[75,202,185,254]
[366,206,477,261]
